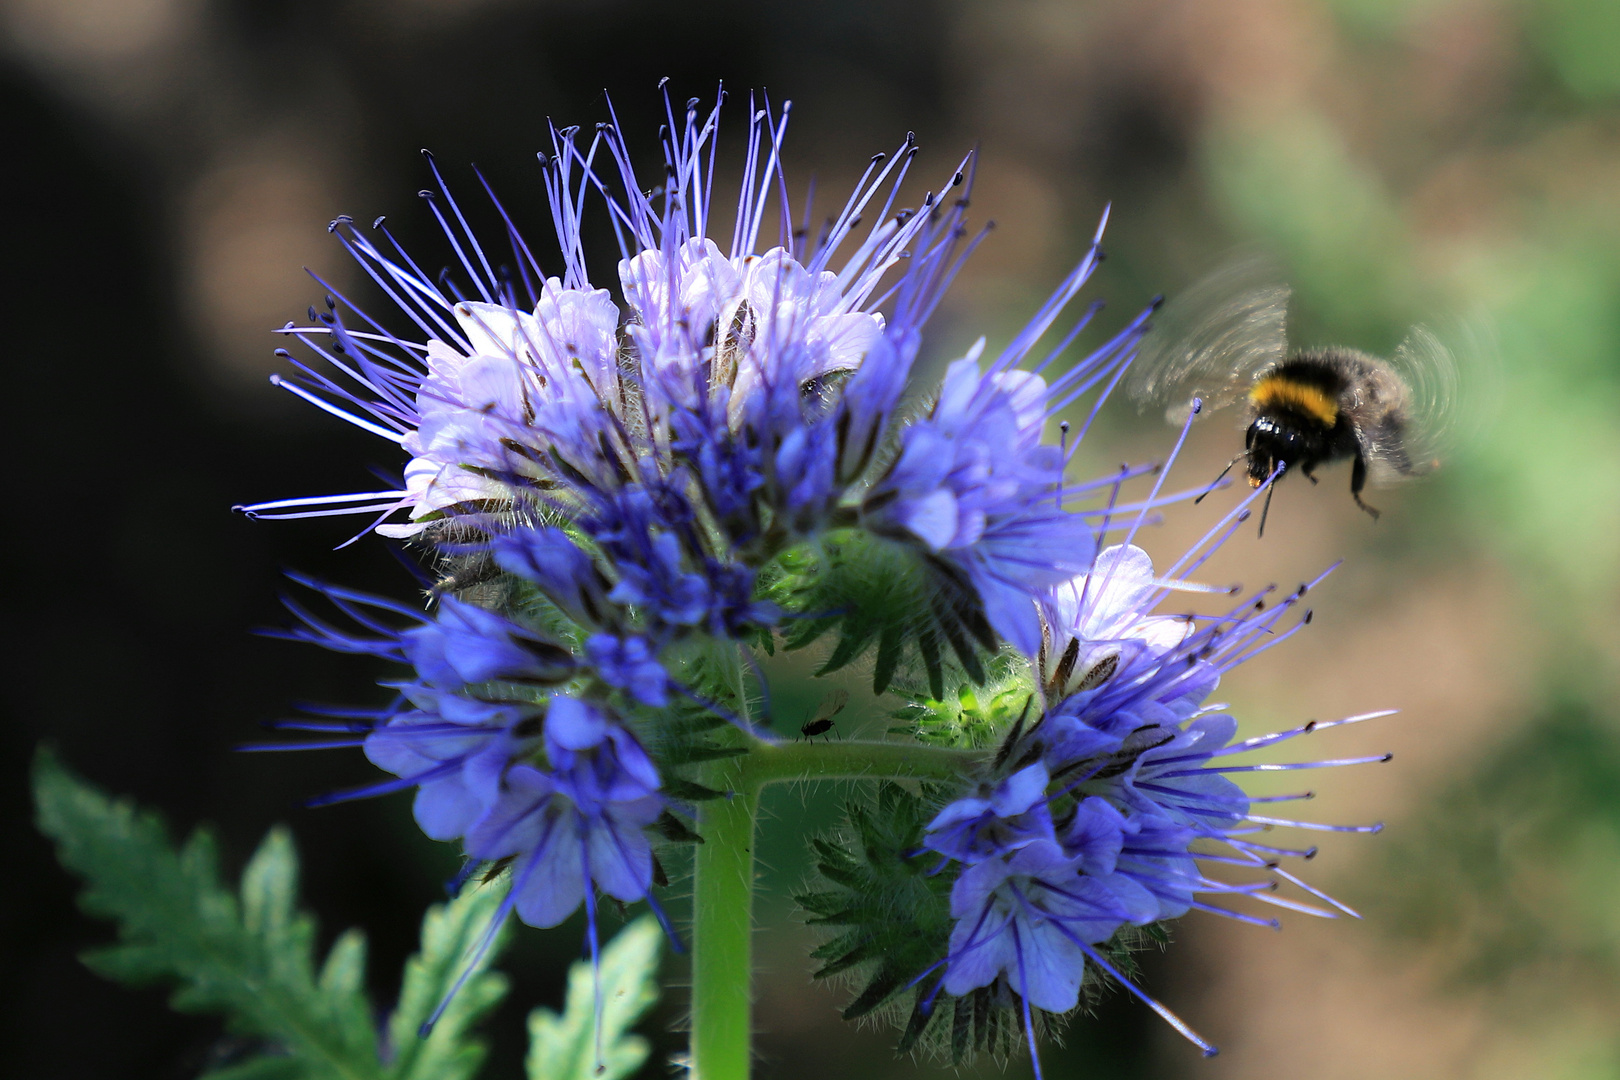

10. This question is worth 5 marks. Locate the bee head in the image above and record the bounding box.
[1245,414,1308,485]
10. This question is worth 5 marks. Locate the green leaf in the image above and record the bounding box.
[526,916,663,1080]
[34,748,380,1080]
[32,748,516,1080]
[384,878,512,1080]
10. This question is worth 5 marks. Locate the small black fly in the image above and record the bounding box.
[799,688,850,742]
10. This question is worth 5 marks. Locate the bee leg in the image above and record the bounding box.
[1350,455,1381,521]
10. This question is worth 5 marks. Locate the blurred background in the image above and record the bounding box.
[5,1,1620,1077]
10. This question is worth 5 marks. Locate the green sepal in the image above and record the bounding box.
[774,532,996,699]
[651,810,706,844]
[659,777,729,802]
[797,783,956,1035]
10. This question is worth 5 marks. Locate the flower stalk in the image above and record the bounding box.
[690,738,989,1080]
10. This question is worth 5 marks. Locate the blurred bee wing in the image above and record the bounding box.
[1364,320,1495,485]
[1127,256,1292,425]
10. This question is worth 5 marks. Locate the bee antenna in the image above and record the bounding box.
[1257,474,1278,538]
[1195,453,1245,505]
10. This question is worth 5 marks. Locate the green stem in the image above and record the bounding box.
[741,737,990,787]
[687,739,986,1079]
[691,765,759,1080]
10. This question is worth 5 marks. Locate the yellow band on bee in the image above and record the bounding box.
[1249,376,1339,426]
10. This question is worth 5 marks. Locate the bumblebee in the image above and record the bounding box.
[1128,259,1465,533]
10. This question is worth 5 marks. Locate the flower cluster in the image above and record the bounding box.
[913,542,1391,1060]
[242,90,1390,1067]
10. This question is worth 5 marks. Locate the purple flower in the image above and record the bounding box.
[1038,544,1194,702]
[403,596,574,688]
[491,526,613,628]
[942,839,1142,1012]
[923,762,1055,863]
[362,692,537,842]
[464,697,662,928]
[859,343,1135,656]
[585,634,670,707]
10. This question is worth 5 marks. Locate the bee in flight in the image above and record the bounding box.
[1128,260,1465,535]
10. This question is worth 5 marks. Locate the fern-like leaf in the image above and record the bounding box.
[34,748,379,1080]
[384,879,512,1080]
[526,915,663,1080]
[33,748,514,1080]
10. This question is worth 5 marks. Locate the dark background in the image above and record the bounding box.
[6,2,1620,1078]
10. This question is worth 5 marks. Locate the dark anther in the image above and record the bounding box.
[420,148,436,160]
[1303,610,1314,624]
[952,171,964,186]
[372,215,386,229]
[274,348,291,358]
[1380,753,1394,762]
[923,193,935,207]
[1297,583,1310,596]
[872,152,886,164]
[308,306,319,321]
[596,122,609,131]
[687,97,701,110]
[1303,720,1318,733]
[1304,846,1319,860]
[418,189,436,199]
[536,151,549,166]
[658,75,670,88]
[325,295,337,310]
[1150,293,1166,311]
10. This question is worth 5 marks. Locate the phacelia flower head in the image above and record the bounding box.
[913,512,1395,1067]
[238,87,1396,1072]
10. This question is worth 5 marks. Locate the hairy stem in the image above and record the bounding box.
[741,737,991,787]
[690,756,758,1080]
[687,738,985,1078]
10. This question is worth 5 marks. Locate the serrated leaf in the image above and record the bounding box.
[384,878,512,1080]
[33,749,381,1080]
[526,916,663,1080]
